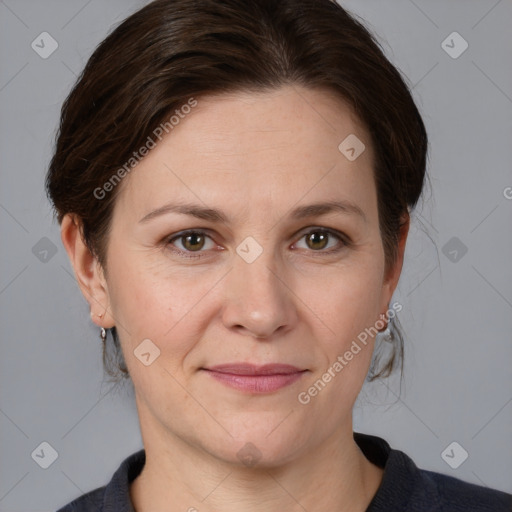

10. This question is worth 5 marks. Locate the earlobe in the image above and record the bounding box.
[60,214,115,328]
[394,213,410,277]
[380,212,410,320]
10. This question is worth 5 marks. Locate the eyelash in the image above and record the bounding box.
[164,228,350,260]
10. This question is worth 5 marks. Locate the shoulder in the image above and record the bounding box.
[55,449,145,512]
[354,432,512,512]
[55,486,105,512]
[415,468,512,512]
[386,447,512,511]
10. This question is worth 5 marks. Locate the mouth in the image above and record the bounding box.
[201,363,308,393]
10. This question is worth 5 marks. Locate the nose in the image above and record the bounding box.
[221,248,298,340]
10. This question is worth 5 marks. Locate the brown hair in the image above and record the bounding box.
[45,0,429,387]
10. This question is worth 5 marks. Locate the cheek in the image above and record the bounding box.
[301,260,384,345]
[292,273,383,427]
[106,253,219,357]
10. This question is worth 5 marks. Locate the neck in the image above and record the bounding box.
[130,408,383,512]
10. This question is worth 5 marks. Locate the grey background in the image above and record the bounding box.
[0,0,511,510]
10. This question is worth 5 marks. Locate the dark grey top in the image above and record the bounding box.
[56,432,512,511]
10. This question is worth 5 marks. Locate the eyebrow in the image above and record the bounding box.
[138,200,367,224]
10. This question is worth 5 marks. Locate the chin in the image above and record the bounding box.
[203,421,308,469]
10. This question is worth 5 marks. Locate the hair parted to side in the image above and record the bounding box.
[45,0,429,387]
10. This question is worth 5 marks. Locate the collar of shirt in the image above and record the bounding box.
[56,431,512,512]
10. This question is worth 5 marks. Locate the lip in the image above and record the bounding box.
[201,363,308,393]
[205,363,304,375]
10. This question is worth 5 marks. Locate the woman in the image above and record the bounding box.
[46,0,512,510]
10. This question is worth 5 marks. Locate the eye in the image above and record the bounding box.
[293,228,348,254]
[165,227,349,260]
[166,230,216,258]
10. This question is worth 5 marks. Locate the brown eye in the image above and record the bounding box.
[294,228,348,254]
[167,230,215,257]
[305,231,330,250]
[166,227,348,260]
[181,232,206,251]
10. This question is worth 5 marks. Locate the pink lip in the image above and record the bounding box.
[202,363,307,393]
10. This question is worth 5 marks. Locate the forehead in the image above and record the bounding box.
[113,85,377,227]
[165,86,370,156]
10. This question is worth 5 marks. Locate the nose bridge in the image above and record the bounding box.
[222,237,295,338]
[235,236,285,303]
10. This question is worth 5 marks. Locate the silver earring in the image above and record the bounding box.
[381,321,392,342]
[100,327,107,343]
[377,319,392,342]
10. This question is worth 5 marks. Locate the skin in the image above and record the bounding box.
[61,85,409,512]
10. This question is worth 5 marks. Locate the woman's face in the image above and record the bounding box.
[82,85,407,466]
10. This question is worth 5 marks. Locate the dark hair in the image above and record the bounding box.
[45,0,429,387]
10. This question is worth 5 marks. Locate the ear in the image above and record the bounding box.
[379,212,410,318]
[60,213,115,329]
